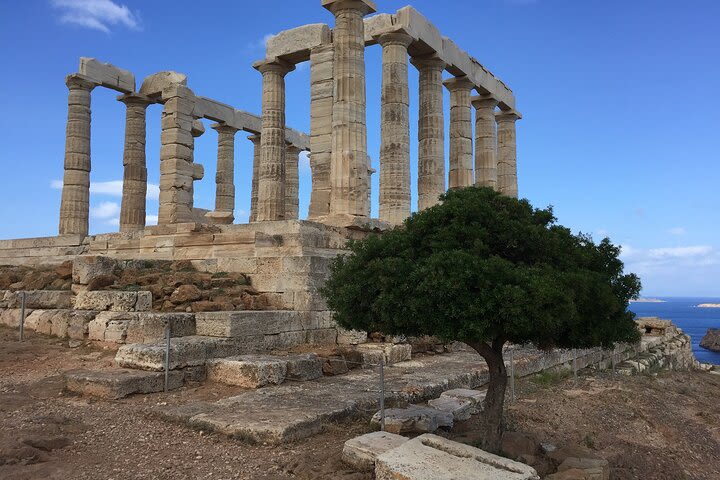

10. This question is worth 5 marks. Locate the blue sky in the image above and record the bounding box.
[0,0,718,296]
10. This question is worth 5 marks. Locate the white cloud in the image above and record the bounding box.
[90,201,120,219]
[621,244,720,270]
[51,179,159,200]
[51,0,140,33]
[668,227,686,236]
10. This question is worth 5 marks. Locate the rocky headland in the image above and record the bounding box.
[700,328,720,352]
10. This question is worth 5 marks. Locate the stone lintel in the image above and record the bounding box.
[65,73,98,91]
[139,71,187,98]
[266,23,332,64]
[322,0,376,15]
[79,57,135,93]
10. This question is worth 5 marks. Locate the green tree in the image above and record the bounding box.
[321,187,641,453]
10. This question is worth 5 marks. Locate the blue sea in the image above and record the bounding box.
[630,297,720,365]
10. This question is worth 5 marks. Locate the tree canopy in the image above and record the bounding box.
[321,187,641,452]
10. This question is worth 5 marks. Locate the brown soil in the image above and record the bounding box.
[1,326,719,479]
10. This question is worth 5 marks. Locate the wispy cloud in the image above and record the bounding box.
[622,244,720,270]
[248,33,275,52]
[299,151,311,175]
[51,179,159,201]
[90,200,120,219]
[51,0,140,33]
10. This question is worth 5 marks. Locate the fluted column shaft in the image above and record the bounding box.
[213,124,239,213]
[378,31,413,225]
[118,94,151,232]
[496,112,520,197]
[248,134,261,222]
[445,76,475,189]
[411,56,446,211]
[254,59,294,221]
[284,145,301,220]
[325,0,375,218]
[59,74,96,236]
[308,44,334,219]
[472,96,499,189]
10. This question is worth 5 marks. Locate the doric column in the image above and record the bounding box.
[496,111,520,197]
[471,96,499,189]
[158,85,200,225]
[411,55,446,211]
[308,44,334,220]
[378,31,413,225]
[248,134,261,222]
[59,74,96,236]
[207,123,240,224]
[324,0,376,220]
[444,76,475,189]
[253,58,295,221]
[118,93,151,232]
[284,145,301,220]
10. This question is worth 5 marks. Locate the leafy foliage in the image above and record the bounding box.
[321,187,641,350]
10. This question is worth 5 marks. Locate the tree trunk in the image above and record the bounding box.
[467,338,507,454]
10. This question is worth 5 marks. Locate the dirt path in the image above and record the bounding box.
[1,326,719,479]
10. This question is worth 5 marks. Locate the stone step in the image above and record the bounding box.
[64,368,186,399]
[342,431,409,472]
[342,343,413,368]
[206,353,323,388]
[371,406,454,434]
[88,312,196,344]
[116,335,263,371]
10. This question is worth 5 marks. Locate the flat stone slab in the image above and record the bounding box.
[158,352,490,445]
[74,291,152,312]
[282,353,323,381]
[116,335,261,371]
[371,406,453,434]
[375,434,540,480]
[65,368,184,399]
[207,356,287,388]
[427,396,473,421]
[343,431,409,472]
[440,388,486,412]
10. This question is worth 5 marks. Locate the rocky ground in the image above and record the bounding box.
[1,327,719,480]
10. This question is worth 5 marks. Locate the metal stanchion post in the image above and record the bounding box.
[164,324,171,393]
[19,291,26,342]
[379,357,385,432]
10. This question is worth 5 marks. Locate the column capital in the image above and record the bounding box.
[322,0,376,16]
[211,122,240,135]
[471,95,499,110]
[443,75,475,92]
[496,110,522,123]
[377,30,414,48]
[253,57,296,76]
[247,133,261,144]
[410,55,446,72]
[117,92,153,107]
[285,143,302,155]
[65,73,97,91]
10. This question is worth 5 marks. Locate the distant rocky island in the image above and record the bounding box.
[631,298,666,303]
[697,303,720,308]
[701,329,720,352]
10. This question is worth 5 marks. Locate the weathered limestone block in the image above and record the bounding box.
[337,328,368,345]
[23,309,45,331]
[125,312,196,343]
[65,368,185,399]
[395,6,443,56]
[371,406,453,434]
[253,58,295,221]
[73,255,117,288]
[139,71,187,97]
[2,290,73,309]
[59,74,96,236]
[444,76,475,189]
[472,95,500,189]
[283,353,323,381]
[440,388,486,414]
[378,31,413,225]
[375,434,540,480]
[206,355,287,388]
[325,0,376,220]
[66,310,97,339]
[355,343,412,365]
[411,55,446,211]
[427,396,473,421]
[342,431,409,472]
[496,111,520,197]
[266,23,332,63]
[74,291,151,312]
[195,311,265,338]
[79,57,135,93]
